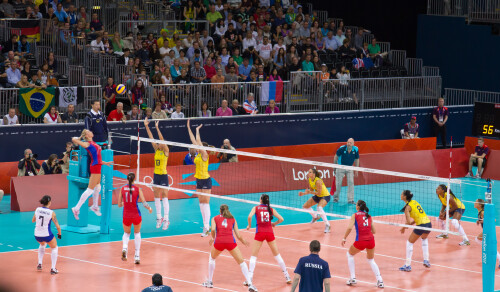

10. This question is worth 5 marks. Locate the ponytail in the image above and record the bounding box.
[127,172,135,192]
[357,200,370,217]
[220,204,234,219]
[261,194,273,221]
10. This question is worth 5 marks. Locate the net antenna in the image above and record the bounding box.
[445,136,452,235]
[130,135,462,235]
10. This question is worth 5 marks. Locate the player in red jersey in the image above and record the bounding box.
[246,194,291,284]
[342,200,384,288]
[118,172,152,264]
[71,129,113,220]
[203,204,258,292]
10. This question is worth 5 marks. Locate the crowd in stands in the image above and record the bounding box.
[0,0,395,123]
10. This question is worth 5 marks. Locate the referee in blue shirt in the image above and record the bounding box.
[291,240,331,292]
[333,138,359,204]
[84,100,109,143]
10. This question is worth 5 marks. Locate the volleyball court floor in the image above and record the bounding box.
[0,177,498,292]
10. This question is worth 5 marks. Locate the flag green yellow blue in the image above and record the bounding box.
[19,88,56,118]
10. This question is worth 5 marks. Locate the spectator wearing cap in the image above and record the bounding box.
[432,97,449,148]
[403,116,419,139]
[142,273,173,292]
[466,137,489,179]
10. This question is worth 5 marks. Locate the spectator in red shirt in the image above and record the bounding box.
[107,102,126,122]
[204,57,216,80]
[466,137,489,179]
[432,97,449,148]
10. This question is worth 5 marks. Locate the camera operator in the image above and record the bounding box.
[217,139,238,163]
[40,154,63,175]
[61,142,76,174]
[17,148,41,176]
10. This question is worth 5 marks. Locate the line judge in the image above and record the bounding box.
[333,138,359,204]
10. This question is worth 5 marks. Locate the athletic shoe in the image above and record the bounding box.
[346,278,357,285]
[202,281,214,288]
[423,260,431,268]
[50,268,58,275]
[71,207,80,220]
[134,255,140,264]
[248,284,258,292]
[465,172,473,178]
[333,198,339,203]
[37,264,42,271]
[376,280,384,288]
[201,227,210,237]
[474,173,482,179]
[435,233,448,239]
[348,201,355,205]
[90,206,101,216]
[121,249,127,261]
[459,240,470,246]
[156,218,162,229]
[310,215,319,224]
[162,218,169,231]
[399,265,411,272]
[324,224,331,233]
[285,273,292,284]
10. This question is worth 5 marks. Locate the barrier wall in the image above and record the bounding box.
[0,106,473,193]
[11,147,471,212]
[464,136,500,180]
[417,15,500,92]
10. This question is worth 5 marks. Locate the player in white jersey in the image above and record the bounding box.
[32,195,61,275]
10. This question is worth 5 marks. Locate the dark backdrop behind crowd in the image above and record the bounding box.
[308,0,427,57]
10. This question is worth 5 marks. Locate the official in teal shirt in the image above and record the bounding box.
[333,138,359,204]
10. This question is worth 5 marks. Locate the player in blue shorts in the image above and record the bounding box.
[33,195,61,275]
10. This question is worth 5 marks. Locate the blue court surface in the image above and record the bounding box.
[0,176,497,253]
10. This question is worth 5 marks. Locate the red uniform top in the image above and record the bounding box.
[121,184,141,219]
[214,215,236,244]
[86,141,102,167]
[255,204,273,234]
[354,211,374,241]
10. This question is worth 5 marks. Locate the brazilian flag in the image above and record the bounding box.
[19,88,56,118]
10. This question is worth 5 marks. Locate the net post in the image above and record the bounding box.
[445,136,452,235]
[482,199,496,292]
[136,120,140,179]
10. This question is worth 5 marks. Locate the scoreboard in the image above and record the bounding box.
[472,102,500,138]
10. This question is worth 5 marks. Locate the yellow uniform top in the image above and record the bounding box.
[308,177,330,197]
[438,192,465,209]
[194,153,210,179]
[407,200,431,225]
[154,149,168,175]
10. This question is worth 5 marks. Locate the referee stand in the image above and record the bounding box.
[61,142,114,234]
[482,179,498,292]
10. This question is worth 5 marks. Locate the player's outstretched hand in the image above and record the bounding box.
[144,118,149,127]
[196,124,203,130]
[187,119,190,127]
[155,120,159,128]
[298,191,305,196]
[246,225,250,230]
[148,206,153,214]
[102,161,113,166]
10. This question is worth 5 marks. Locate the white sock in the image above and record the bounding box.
[208,256,216,282]
[406,240,414,266]
[317,206,330,226]
[274,254,288,274]
[451,219,468,241]
[122,232,130,250]
[51,246,58,270]
[162,198,169,220]
[38,244,45,265]
[422,238,429,261]
[497,251,500,263]
[202,203,211,229]
[75,188,94,210]
[305,207,317,218]
[199,203,206,228]
[92,184,101,208]
[249,256,257,277]
[134,233,141,256]
[154,198,162,219]
[367,258,383,282]
[437,218,446,230]
[240,262,252,285]
[346,252,355,279]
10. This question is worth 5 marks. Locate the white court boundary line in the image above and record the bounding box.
[142,239,416,292]
[28,250,238,292]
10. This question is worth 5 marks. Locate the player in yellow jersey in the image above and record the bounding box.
[144,118,170,230]
[435,184,469,246]
[299,168,331,233]
[187,119,212,237]
[399,190,431,272]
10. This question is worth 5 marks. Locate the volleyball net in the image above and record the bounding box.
[124,126,468,235]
